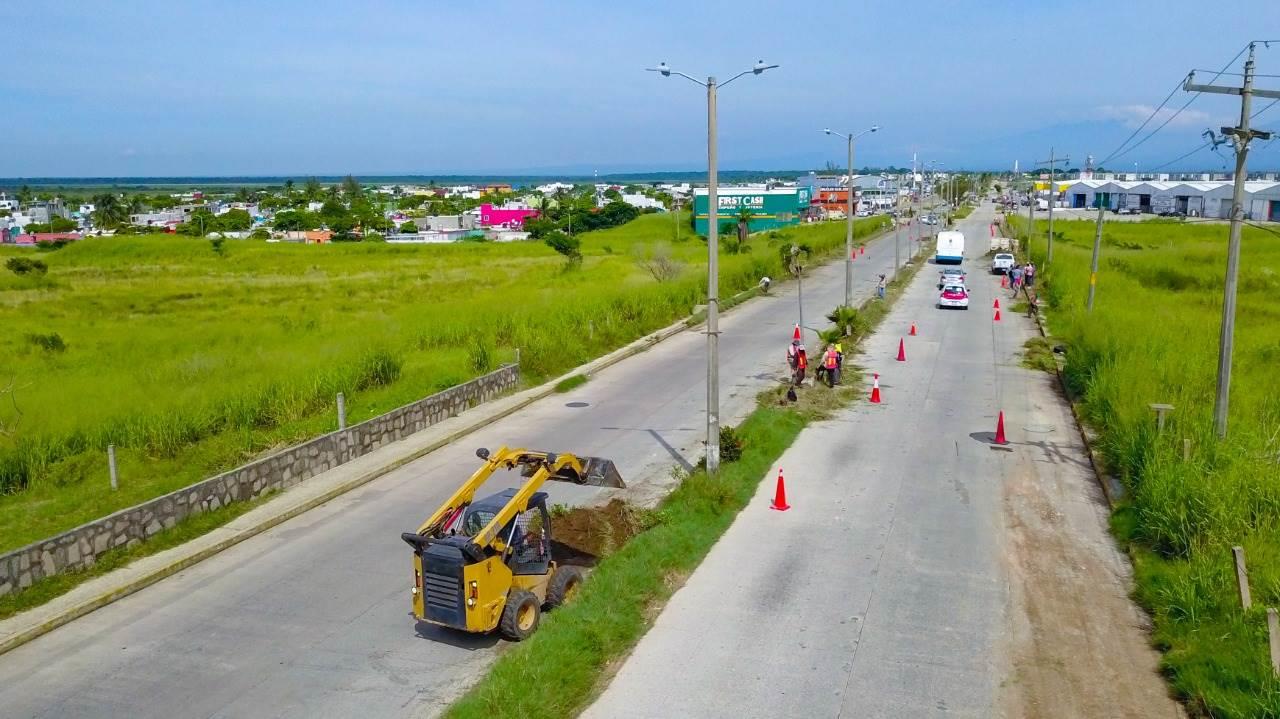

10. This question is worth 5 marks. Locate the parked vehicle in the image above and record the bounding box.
[935,230,965,265]
[937,284,970,310]
[991,253,1016,274]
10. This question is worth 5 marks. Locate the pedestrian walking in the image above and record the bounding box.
[1025,263,1036,288]
[1009,265,1023,295]
[877,274,887,299]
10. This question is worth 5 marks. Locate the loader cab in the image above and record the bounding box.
[462,488,551,576]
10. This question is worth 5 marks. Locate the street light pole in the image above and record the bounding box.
[649,60,778,476]
[823,125,878,306]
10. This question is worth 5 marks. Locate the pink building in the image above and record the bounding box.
[478,203,539,229]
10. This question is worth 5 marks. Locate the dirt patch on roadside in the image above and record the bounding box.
[551,499,647,567]
[1000,450,1184,719]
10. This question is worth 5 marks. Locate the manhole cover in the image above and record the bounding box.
[565,401,590,408]
[1023,424,1055,433]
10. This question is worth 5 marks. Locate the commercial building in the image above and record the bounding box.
[691,187,812,234]
[1059,179,1280,220]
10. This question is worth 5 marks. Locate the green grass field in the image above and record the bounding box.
[1013,215,1280,716]
[0,213,884,554]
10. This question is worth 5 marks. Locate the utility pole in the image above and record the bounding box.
[1087,199,1104,312]
[1036,148,1069,264]
[648,60,777,476]
[1184,42,1279,438]
[846,136,854,306]
[706,75,721,473]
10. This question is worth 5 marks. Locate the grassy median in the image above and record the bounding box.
[444,245,928,719]
[1009,214,1280,717]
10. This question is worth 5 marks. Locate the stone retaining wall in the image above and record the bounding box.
[0,364,520,596]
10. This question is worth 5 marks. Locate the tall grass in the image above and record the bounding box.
[0,214,883,552]
[1010,214,1280,715]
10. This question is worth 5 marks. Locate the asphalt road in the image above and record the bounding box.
[0,221,917,719]
[582,207,1049,718]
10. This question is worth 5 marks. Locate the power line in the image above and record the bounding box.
[1148,141,1214,171]
[1096,77,1184,167]
[1099,45,1250,168]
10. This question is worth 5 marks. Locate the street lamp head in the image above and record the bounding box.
[870,125,880,133]
[753,60,778,75]
[824,128,833,135]
[648,62,672,77]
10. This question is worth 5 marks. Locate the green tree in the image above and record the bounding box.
[399,220,419,233]
[17,185,33,205]
[50,217,78,233]
[303,177,322,201]
[91,193,128,227]
[341,174,362,198]
[328,216,358,241]
[271,210,315,231]
[736,206,753,246]
[218,209,253,231]
[604,188,622,201]
[543,230,581,265]
[284,179,295,200]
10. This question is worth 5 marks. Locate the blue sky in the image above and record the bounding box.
[3,0,1279,176]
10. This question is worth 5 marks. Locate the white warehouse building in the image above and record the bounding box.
[1060,179,1280,221]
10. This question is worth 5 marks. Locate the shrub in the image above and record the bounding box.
[399,221,418,233]
[25,332,67,353]
[209,238,227,257]
[544,230,581,265]
[5,257,48,276]
[633,243,683,283]
[719,424,745,462]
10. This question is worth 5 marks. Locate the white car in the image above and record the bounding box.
[991,253,1016,274]
[937,266,966,288]
[937,284,970,310]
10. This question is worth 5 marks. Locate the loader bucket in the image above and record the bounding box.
[554,456,625,488]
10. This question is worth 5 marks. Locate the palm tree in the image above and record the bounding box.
[284,179,295,200]
[736,206,753,246]
[91,193,127,227]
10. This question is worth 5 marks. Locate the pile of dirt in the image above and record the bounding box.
[551,499,645,567]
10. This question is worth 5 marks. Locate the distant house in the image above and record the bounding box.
[15,232,81,245]
[477,202,539,229]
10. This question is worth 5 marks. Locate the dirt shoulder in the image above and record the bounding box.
[998,374,1184,718]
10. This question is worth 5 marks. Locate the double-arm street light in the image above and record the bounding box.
[647,59,778,476]
[822,125,878,306]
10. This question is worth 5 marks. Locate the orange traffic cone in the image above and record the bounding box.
[851,249,857,261]
[1001,273,1008,288]
[870,373,882,403]
[909,322,918,336]
[896,338,907,362]
[993,298,1000,309]
[995,411,1008,445]
[770,468,790,511]
[793,324,801,342]
[859,245,866,255]
[994,308,1002,321]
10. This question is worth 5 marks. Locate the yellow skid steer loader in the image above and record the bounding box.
[401,447,624,640]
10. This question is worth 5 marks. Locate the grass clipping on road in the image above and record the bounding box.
[444,248,927,719]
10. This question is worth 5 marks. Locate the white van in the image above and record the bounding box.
[935,230,964,265]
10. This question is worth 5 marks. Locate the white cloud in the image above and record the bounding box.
[1097,104,1230,130]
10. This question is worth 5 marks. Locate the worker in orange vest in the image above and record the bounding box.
[821,345,840,387]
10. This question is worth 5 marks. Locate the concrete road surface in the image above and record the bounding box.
[0,223,916,718]
[584,207,1178,718]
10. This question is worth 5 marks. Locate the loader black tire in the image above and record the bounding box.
[545,566,585,609]
[499,589,541,641]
